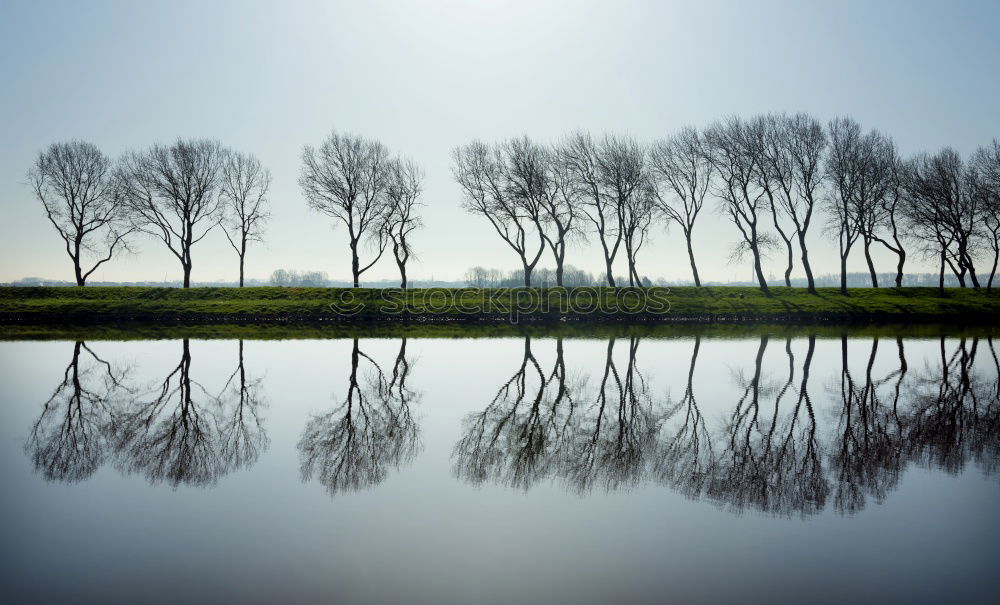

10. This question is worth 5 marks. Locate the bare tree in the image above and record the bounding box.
[383,158,424,288]
[900,156,959,295]
[300,131,391,288]
[598,136,651,287]
[502,136,553,286]
[853,131,900,287]
[704,116,773,295]
[751,115,797,287]
[758,113,827,292]
[868,143,908,288]
[562,132,623,286]
[28,141,133,285]
[543,145,582,286]
[623,182,656,286]
[969,140,1000,291]
[119,139,225,288]
[902,149,982,288]
[825,118,893,294]
[452,140,545,287]
[219,151,270,287]
[825,118,863,294]
[649,127,713,286]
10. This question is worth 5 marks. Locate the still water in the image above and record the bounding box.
[1,328,997,604]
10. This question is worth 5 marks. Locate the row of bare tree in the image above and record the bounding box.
[454,116,1000,294]
[29,140,271,287]
[30,120,999,292]
[28,132,426,288]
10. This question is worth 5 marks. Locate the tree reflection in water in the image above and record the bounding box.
[298,338,420,496]
[561,336,659,493]
[454,337,580,490]
[25,339,268,487]
[454,336,657,493]
[455,334,1000,516]
[907,336,1000,478]
[110,339,268,487]
[23,334,1000,514]
[216,340,269,473]
[24,341,134,482]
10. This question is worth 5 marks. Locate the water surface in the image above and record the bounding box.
[1,327,997,604]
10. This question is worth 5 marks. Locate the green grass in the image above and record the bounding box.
[1,321,996,342]
[0,286,997,325]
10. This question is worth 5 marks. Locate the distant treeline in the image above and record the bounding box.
[4,270,968,289]
[25,115,1000,296]
[462,267,975,289]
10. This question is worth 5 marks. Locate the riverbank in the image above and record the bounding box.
[1,286,998,325]
[1,321,996,342]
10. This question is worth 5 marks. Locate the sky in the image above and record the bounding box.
[1,0,998,285]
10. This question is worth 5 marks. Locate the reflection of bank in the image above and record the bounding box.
[298,338,420,496]
[452,334,1000,517]
[25,339,267,488]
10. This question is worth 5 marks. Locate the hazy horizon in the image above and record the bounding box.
[2,0,998,285]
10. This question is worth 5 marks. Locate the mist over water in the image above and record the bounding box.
[1,328,997,603]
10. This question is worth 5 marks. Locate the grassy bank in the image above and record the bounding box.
[1,286,998,325]
[1,321,996,342]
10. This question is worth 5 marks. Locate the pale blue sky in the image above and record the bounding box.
[1,0,998,283]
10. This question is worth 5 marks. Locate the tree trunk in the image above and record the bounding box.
[939,249,946,296]
[626,244,637,287]
[73,239,85,286]
[863,239,878,287]
[239,238,246,288]
[988,247,998,293]
[549,236,566,287]
[967,256,981,289]
[522,259,532,287]
[769,202,793,288]
[751,245,770,296]
[840,254,848,296]
[351,241,360,288]
[183,231,194,288]
[783,241,793,287]
[398,259,407,289]
[798,232,815,294]
[604,257,616,287]
[894,249,905,288]
[685,234,701,287]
